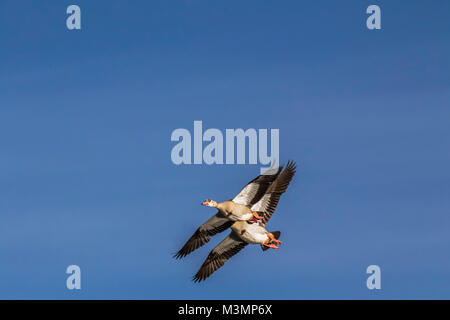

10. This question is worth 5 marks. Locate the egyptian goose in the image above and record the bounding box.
[193,161,296,282]
[174,165,283,259]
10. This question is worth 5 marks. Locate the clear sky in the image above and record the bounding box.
[0,0,449,299]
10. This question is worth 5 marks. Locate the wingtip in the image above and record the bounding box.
[173,251,185,260]
[285,160,297,171]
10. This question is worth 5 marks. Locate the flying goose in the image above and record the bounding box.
[193,161,296,282]
[174,165,283,259]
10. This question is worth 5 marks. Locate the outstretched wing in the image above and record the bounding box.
[232,166,283,207]
[174,212,234,259]
[193,231,248,282]
[251,161,296,225]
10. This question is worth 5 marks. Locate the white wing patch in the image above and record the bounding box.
[232,183,258,206]
[250,193,271,212]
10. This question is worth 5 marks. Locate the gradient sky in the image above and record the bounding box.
[1,0,449,299]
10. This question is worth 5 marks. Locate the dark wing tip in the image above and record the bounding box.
[192,255,217,283]
[285,160,297,172]
[173,228,213,259]
[281,160,297,182]
[173,251,187,259]
[192,267,211,283]
[191,236,247,282]
[192,275,204,283]
[260,161,297,224]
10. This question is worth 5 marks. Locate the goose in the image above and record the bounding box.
[174,165,284,259]
[193,161,296,282]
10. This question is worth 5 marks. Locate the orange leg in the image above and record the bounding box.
[252,211,264,220]
[267,233,282,245]
[263,243,279,250]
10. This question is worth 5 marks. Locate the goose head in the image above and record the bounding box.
[202,199,218,207]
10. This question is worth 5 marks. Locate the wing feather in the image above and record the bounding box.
[232,166,282,207]
[251,161,296,225]
[174,212,233,259]
[193,232,247,282]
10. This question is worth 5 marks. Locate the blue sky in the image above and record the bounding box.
[0,0,449,299]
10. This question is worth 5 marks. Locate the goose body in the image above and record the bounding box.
[231,221,269,244]
[216,201,254,221]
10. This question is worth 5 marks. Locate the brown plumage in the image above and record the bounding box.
[174,213,233,259]
[257,160,297,225]
[193,232,247,282]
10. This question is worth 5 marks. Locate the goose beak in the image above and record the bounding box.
[202,200,209,206]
